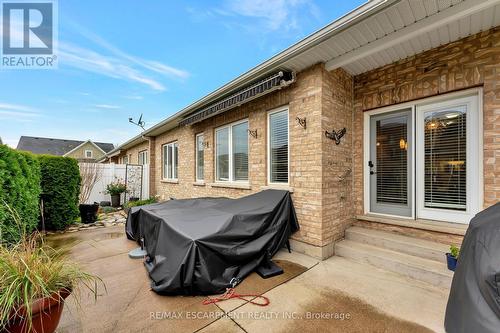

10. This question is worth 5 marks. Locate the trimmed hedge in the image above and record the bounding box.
[39,155,81,230]
[0,145,41,244]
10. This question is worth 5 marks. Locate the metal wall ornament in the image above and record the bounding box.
[248,129,258,139]
[296,116,307,129]
[325,127,347,145]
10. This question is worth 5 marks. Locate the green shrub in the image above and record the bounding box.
[0,145,41,244]
[38,155,81,231]
[125,197,158,208]
[99,206,118,214]
[450,245,460,259]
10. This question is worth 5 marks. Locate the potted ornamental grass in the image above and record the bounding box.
[0,205,103,333]
[105,180,127,208]
[446,245,460,271]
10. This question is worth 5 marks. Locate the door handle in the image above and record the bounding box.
[369,161,375,175]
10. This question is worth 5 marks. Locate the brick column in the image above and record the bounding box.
[147,136,156,197]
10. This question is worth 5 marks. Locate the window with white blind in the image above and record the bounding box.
[268,108,289,184]
[215,120,248,182]
[423,107,466,210]
[195,134,204,181]
[162,142,178,180]
[138,150,148,165]
[376,115,408,205]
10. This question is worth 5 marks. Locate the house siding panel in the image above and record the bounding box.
[65,141,105,161]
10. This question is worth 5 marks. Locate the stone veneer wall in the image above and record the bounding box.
[352,27,500,216]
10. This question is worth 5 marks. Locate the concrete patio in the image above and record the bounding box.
[48,226,449,333]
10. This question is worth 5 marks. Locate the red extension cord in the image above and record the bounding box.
[202,288,270,306]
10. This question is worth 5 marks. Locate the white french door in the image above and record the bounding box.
[366,91,482,224]
[416,95,481,224]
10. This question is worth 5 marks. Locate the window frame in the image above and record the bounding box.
[214,119,249,183]
[85,150,93,158]
[267,106,290,185]
[162,141,179,181]
[195,133,204,182]
[138,150,148,165]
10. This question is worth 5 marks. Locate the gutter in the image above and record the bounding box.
[112,0,394,148]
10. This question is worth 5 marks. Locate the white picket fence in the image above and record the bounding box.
[80,163,149,205]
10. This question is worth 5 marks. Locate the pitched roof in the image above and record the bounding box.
[16,136,114,156]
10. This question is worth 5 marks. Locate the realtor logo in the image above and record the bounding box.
[1,0,57,68]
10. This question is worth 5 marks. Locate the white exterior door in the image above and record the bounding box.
[365,91,482,224]
[369,109,413,217]
[416,95,481,224]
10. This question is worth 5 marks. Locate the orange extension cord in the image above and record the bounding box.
[202,288,270,306]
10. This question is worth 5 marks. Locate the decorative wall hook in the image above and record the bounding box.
[248,129,258,139]
[296,116,306,129]
[325,128,346,145]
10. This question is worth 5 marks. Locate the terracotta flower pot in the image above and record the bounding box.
[5,288,72,333]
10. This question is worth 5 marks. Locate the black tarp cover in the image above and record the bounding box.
[126,190,299,295]
[445,203,500,333]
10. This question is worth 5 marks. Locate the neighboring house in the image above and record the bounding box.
[100,0,500,287]
[17,136,114,162]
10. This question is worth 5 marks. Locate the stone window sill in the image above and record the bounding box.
[261,185,294,193]
[161,179,179,184]
[209,182,251,190]
[193,181,206,186]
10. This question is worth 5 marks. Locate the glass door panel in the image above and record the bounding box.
[369,109,412,217]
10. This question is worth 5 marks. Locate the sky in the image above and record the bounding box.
[0,0,365,148]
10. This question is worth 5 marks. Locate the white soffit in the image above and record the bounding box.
[285,0,500,75]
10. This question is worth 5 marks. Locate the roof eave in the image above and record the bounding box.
[141,0,394,137]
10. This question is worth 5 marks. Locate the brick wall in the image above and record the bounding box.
[111,27,499,257]
[322,67,354,246]
[117,140,149,165]
[352,27,500,215]
[152,64,326,249]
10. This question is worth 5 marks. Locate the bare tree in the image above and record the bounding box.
[79,163,103,204]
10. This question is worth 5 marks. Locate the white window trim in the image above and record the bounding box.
[215,119,249,183]
[138,150,148,165]
[416,94,482,224]
[162,141,178,181]
[267,106,290,186]
[85,150,93,158]
[363,88,483,224]
[195,133,204,182]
